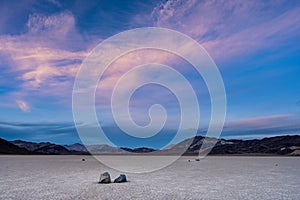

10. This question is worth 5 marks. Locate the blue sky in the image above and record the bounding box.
[0,0,300,148]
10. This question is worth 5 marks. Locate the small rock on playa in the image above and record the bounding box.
[99,172,111,184]
[114,174,127,183]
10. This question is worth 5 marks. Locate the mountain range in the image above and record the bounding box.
[175,135,300,155]
[0,135,300,155]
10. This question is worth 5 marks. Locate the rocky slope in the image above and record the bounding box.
[0,138,30,154]
[174,135,300,155]
[11,140,83,155]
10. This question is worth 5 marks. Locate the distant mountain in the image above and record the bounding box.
[63,143,88,152]
[120,147,157,153]
[87,144,125,153]
[65,144,156,154]
[168,135,300,155]
[12,140,52,152]
[33,144,72,155]
[0,138,30,154]
[165,136,233,155]
[163,143,176,150]
[11,140,86,155]
[209,135,300,155]
[1,135,300,155]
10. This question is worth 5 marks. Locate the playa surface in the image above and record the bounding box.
[0,155,299,199]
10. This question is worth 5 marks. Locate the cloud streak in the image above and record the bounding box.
[16,100,30,112]
[0,12,88,86]
[152,0,300,61]
[225,114,296,130]
[0,120,79,144]
[0,11,90,110]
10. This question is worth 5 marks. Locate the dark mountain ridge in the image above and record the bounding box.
[120,147,157,153]
[10,140,88,155]
[1,135,299,155]
[181,135,300,155]
[0,138,30,154]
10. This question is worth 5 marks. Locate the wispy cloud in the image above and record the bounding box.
[0,120,79,144]
[152,0,300,61]
[0,12,88,85]
[225,114,295,130]
[0,11,90,109]
[16,100,30,112]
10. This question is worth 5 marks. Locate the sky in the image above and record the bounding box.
[0,0,300,148]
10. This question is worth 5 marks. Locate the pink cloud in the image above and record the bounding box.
[95,48,189,108]
[202,7,300,61]
[0,12,90,105]
[16,100,30,112]
[226,114,295,129]
[152,0,300,62]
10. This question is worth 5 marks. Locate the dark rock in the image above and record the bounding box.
[82,158,85,161]
[195,158,200,161]
[99,172,111,184]
[114,174,127,183]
